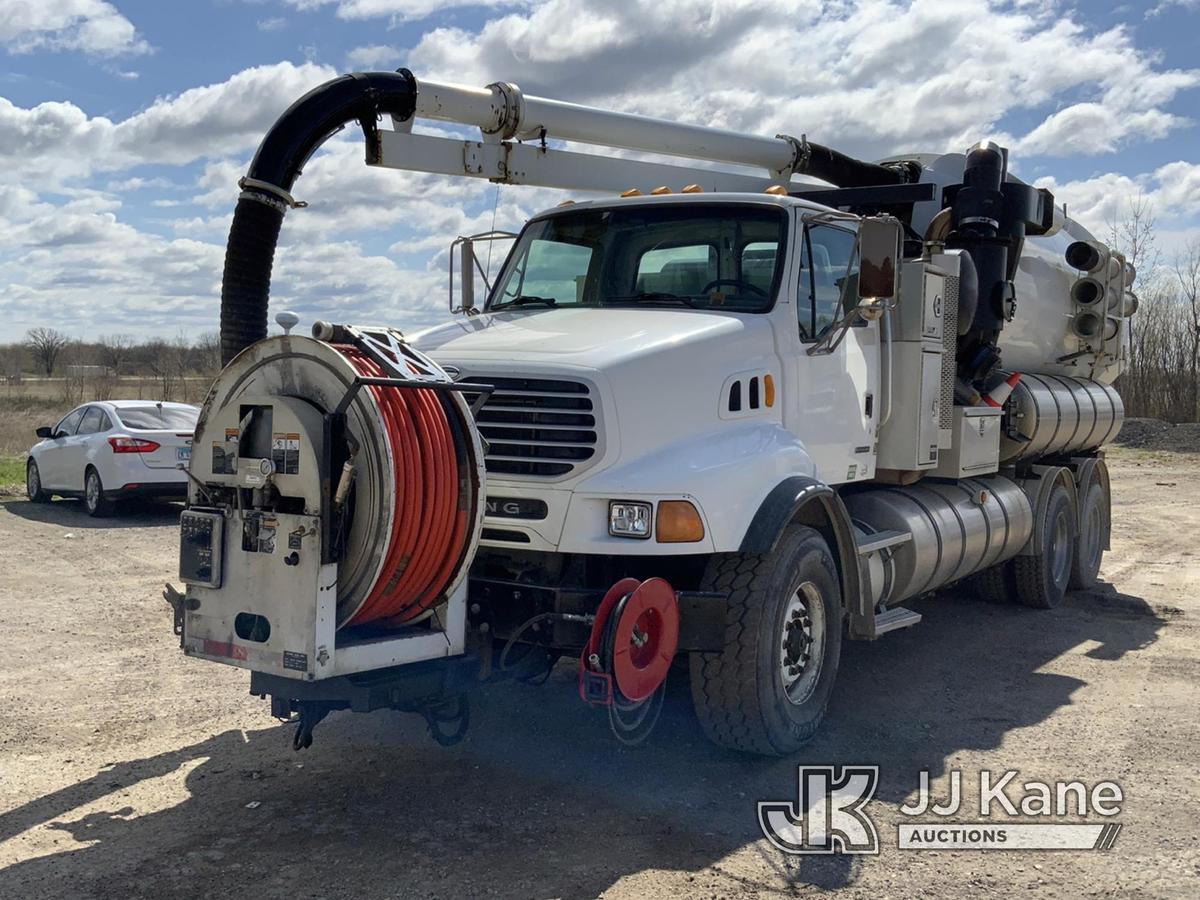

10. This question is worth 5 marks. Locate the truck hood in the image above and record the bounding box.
[411,307,769,370]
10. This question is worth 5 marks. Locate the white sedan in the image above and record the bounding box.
[26,400,199,516]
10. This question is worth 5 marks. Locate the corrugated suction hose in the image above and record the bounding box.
[219,70,419,366]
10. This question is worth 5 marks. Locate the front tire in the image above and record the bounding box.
[26,460,50,503]
[84,467,113,518]
[689,525,843,756]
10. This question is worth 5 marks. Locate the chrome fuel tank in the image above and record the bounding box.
[846,476,1033,605]
[999,373,1123,463]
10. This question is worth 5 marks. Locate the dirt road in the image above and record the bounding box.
[1,450,1197,899]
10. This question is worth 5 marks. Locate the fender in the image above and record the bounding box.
[740,476,865,623]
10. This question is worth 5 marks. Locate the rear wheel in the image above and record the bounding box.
[1069,480,1106,591]
[689,525,843,756]
[26,460,49,503]
[1013,483,1074,609]
[84,467,113,518]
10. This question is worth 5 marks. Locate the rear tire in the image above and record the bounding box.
[26,460,50,503]
[84,467,113,518]
[689,525,843,756]
[969,561,1015,603]
[1069,480,1106,591]
[1013,483,1074,609]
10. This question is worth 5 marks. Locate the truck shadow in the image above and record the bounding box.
[0,497,182,529]
[0,582,1170,899]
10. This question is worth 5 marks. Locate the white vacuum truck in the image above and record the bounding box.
[167,70,1130,755]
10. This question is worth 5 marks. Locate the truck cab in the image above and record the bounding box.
[413,192,881,558]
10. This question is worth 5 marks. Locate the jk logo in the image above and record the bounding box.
[758,765,880,855]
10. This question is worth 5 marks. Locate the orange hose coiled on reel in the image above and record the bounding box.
[339,347,471,627]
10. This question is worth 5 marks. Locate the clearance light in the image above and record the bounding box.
[764,373,776,408]
[609,501,652,539]
[764,185,789,196]
[557,199,576,207]
[620,188,643,197]
[650,186,671,195]
[657,501,705,543]
[681,184,704,193]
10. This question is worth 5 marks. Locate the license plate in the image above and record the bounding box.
[177,447,191,461]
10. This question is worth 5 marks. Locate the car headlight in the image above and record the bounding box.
[609,501,652,539]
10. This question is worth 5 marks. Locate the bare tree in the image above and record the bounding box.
[1175,240,1200,422]
[192,331,222,376]
[25,327,69,377]
[98,333,136,375]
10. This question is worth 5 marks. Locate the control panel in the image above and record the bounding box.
[180,509,224,588]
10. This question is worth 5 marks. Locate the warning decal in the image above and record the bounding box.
[271,432,301,475]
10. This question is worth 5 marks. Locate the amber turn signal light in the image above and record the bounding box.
[656,500,705,543]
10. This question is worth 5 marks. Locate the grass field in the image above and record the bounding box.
[0,377,212,490]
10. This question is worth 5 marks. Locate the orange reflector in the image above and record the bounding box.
[657,501,705,543]
[764,185,788,196]
[764,373,776,407]
[681,184,704,193]
[620,188,643,197]
[650,186,671,195]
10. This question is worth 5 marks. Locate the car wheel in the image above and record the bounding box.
[26,460,50,503]
[84,467,113,518]
[689,525,843,756]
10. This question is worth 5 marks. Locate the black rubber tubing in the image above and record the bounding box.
[220,70,419,365]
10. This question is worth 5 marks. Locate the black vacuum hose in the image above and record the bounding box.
[219,70,419,365]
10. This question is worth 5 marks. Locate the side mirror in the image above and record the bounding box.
[858,216,902,303]
[36,426,52,439]
[449,230,518,315]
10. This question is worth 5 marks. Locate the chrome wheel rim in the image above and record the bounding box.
[1050,508,1071,587]
[27,463,39,498]
[779,581,825,705]
[86,473,99,510]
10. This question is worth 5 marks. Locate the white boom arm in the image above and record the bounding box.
[377,79,810,194]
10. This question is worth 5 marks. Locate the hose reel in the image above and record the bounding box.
[579,577,681,745]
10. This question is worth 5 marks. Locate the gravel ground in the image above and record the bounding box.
[0,450,1197,899]
[1113,417,1200,453]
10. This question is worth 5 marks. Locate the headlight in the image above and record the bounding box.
[609,501,652,539]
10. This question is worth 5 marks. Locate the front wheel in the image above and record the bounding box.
[689,525,843,756]
[26,460,50,502]
[84,467,113,518]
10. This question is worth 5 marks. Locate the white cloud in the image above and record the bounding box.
[0,61,338,186]
[1035,160,1200,256]
[0,0,150,56]
[285,0,525,23]
[257,16,288,31]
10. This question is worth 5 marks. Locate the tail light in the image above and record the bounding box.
[108,436,161,453]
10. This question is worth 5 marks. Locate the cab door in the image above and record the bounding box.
[784,217,879,485]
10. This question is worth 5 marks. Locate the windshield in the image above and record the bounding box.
[116,405,198,430]
[487,204,788,313]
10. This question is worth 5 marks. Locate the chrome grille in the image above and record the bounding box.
[460,376,598,478]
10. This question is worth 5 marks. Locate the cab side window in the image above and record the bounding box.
[799,224,860,339]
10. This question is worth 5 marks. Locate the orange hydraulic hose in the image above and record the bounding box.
[339,347,470,626]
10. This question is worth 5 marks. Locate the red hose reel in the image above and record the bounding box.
[338,346,471,628]
[579,577,680,706]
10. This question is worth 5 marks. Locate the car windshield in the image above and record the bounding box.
[115,406,198,430]
[487,204,787,313]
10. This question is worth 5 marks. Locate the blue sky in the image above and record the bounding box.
[0,0,1197,343]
